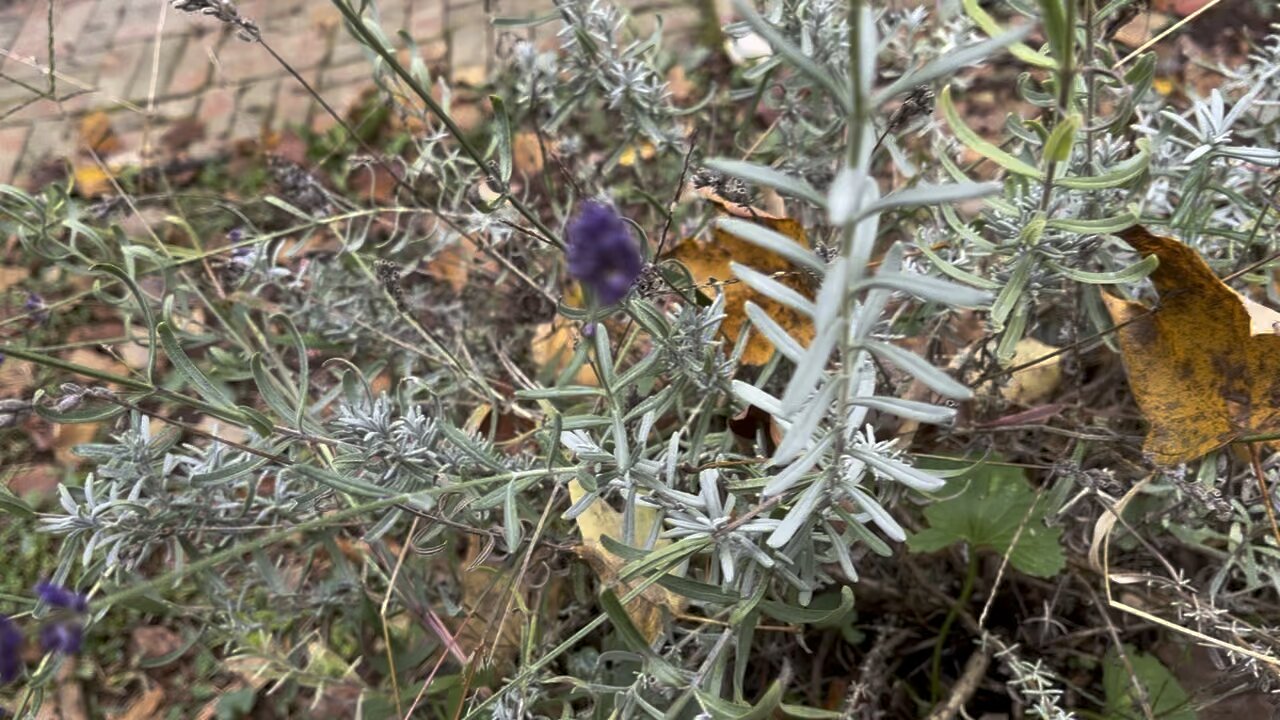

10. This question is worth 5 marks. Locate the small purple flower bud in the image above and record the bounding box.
[24,293,49,324]
[227,227,246,243]
[0,615,22,684]
[38,622,81,655]
[34,581,88,613]
[565,202,643,306]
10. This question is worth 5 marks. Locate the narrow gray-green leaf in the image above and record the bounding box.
[858,181,1001,221]
[490,95,513,184]
[729,0,851,113]
[744,302,805,363]
[91,263,157,383]
[157,322,235,409]
[864,340,972,399]
[730,262,816,316]
[705,158,827,208]
[718,218,824,272]
[874,25,1033,104]
[1046,254,1158,285]
[856,272,992,308]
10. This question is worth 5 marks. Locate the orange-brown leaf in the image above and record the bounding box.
[78,111,121,155]
[1102,226,1280,465]
[668,217,815,366]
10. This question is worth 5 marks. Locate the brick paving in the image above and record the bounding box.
[0,0,694,185]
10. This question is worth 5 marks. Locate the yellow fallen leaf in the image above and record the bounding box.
[568,479,685,643]
[530,285,598,384]
[1102,226,1280,465]
[530,320,598,385]
[618,141,656,167]
[73,164,114,197]
[668,218,815,366]
[1001,337,1062,405]
[79,110,121,155]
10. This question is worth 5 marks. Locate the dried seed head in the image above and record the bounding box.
[267,155,333,217]
[375,259,408,312]
[886,85,935,134]
[170,0,260,41]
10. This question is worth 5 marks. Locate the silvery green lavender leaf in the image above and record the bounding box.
[729,262,816,316]
[699,470,724,519]
[773,379,837,466]
[844,354,878,431]
[848,396,956,424]
[849,487,907,542]
[611,414,629,470]
[856,182,1002,222]
[744,302,805,363]
[767,476,828,548]
[665,430,681,484]
[732,380,784,417]
[827,166,866,226]
[852,447,946,492]
[718,218,825,272]
[852,245,903,341]
[814,257,850,336]
[704,158,827,208]
[872,25,1033,105]
[824,520,859,581]
[560,430,614,464]
[764,433,834,497]
[864,340,972,399]
[781,321,841,416]
[854,271,992,307]
[849,182,882,274]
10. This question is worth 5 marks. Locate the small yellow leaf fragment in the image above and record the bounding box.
[1000,337,1062,405]
[567,479,685,642]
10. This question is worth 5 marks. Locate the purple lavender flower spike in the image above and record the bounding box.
[34,581,88,612]
[38,622,82,655]
[0,615,22,684]
[565,202,643,306]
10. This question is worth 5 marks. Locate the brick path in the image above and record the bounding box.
[0,0,699,185]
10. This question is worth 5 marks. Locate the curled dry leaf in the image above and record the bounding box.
[1101,226,1280,465]
[667,217,815,366]
[456,536,524,670]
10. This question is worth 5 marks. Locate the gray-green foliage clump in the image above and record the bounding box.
[3,0,1280,717]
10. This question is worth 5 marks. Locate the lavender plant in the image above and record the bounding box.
[4,0,1280,716]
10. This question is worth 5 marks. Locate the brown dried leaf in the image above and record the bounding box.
[0,266,28,291]
[512,132,545,176]
[1102,226,1280,465]
[425,236,478,295]
[112,687,165,720]
[160,117,207,155]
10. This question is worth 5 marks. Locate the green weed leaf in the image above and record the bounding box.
[907,460,1065,578]
[1103,646,1195,720]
